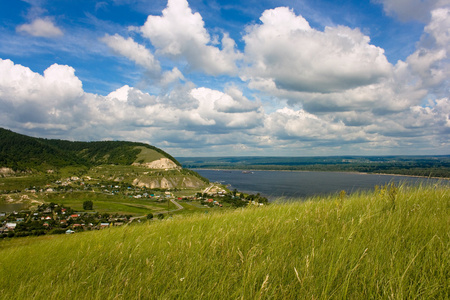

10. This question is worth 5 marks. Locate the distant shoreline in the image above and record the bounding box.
[192,168,450,180]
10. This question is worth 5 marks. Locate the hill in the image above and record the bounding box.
[0,127,208,191]
[0,127,180,172]
[0,184,448,298]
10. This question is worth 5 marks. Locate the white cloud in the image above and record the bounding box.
[160,67,185,86]
[101,34,160,74]
[0,58,448,155]
[265,107,365,142]
[375,0,446,22]
[400,7,450,94]
[16,17,63,37]
[0,59,84,130]
[242,7,392,94]
[0,59,82,105]
[2,0,450,156]
[140,0,242,75]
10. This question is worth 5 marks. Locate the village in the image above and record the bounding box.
[0,177,268,238]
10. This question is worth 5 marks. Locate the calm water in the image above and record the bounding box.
[196,170,447,200]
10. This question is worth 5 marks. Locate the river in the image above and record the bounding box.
[196,170,447,200]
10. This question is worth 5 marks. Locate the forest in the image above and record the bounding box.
[0,127,180,172]
[177,155,450,178]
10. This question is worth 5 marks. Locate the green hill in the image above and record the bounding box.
[0,127,208,192]
[0,184,448,299]
[0,127,181,172]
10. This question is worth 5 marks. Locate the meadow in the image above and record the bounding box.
[0,183,448,299]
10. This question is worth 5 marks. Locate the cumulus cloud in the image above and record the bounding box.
[375,0,446,22]
[265,107,366,143]
[0,59,85,132]
[0,59,265,148]
[0,59,82,105]
[380,5,450,115]
[405,7,450,89]
[16,17,63,37]
[140,0,242,75]
[242,7,392,94]
[160,67,185,86]
[101,34,161,74]
[2,1,450,155]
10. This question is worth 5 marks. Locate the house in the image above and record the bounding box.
[5,223,17,230]
[70,214,79,219]
[65,229,75,234]
[100,223,110,228]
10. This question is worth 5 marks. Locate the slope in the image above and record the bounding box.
[0,184,448,299]
[0,127,180,171]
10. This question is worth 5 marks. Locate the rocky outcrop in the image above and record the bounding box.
[132,158,180,170]
[0,167,15,176]
[132,176,205,189]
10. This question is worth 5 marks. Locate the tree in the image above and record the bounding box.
[83,200,93,210]
[146,213,154,220]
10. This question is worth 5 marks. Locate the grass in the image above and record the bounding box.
[134,146,166,163]
[0,183,448,299]
[0,174,53,191]
[42,191,179,215]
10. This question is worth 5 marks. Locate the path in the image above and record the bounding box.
[129,198,184,221]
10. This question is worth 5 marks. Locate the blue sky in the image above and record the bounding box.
[0,0,449,156]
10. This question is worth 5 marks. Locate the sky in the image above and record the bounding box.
[0,0,449,157]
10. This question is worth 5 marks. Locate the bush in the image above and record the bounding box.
[83,200,93,210]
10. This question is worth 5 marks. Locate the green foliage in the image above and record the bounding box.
[1,184,447,298]
[178,156,450,178]
[83,200,93,210]
[0,127,181,172]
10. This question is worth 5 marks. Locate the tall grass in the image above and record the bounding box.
[0,183,448,299]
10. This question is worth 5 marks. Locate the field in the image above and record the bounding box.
[0,164,210,216]
[0,183,448,299]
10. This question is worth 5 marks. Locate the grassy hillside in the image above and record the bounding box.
[0,183,448,299]
[0,127,181,172]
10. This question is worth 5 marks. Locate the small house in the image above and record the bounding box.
[5,223,17,230]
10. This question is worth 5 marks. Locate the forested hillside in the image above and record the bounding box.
[0,128,180,172]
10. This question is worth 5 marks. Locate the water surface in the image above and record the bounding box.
[196,170,446,200]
